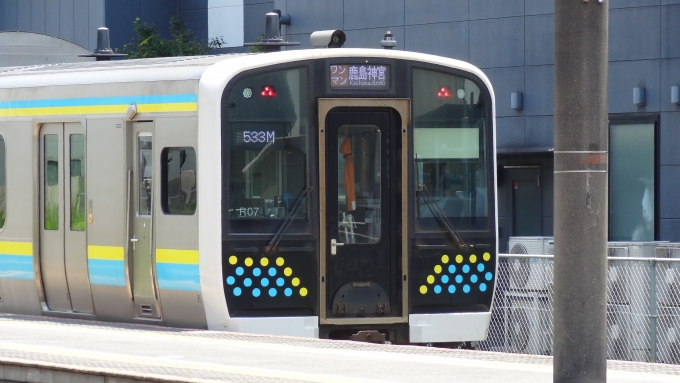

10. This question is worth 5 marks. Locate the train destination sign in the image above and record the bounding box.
[330,64,390,89]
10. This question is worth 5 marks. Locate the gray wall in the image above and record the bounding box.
[271,0,680,242]
[1,0,105,51]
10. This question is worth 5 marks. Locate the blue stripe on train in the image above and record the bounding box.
[0,94,197,109]
[0,254,34,280]
[156,263,200,291]
[88,259,126,286]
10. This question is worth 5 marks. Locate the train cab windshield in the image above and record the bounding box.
[412,68,489,231]
[226,67,309,233]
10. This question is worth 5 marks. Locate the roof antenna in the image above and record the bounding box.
[244,11,300,53]
[79,27,127,61]
[381,31,396,50]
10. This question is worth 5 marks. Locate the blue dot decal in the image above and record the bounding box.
[276,277,284,287]
[485,272,493,281]
[448,285,456,294]
[236,267,244,276]
[261,278,269,287]
[226,276,235,285]
[269,288,277,297]
[253,268,262,277]
[455,275,463,283]
[480,283,487,292]
[463,284,471,293]
[243,278,252,287]
[471,275,478,283]
[284,288,293,297]
[268,267,277,277]
[441,275,449,284]
[233,287,242,296]
[448,265,456,274]
[434,285,442,294]
[477,263,485,272]
[463,264,470,273]
[252,288,261,297]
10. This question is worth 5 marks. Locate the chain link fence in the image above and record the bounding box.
[476,247,680,364]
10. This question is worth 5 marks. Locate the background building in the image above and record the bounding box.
[2,0,679,250]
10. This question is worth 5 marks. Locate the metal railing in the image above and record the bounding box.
[476,253,680,364]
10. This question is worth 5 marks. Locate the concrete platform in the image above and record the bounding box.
[0,314,678,383]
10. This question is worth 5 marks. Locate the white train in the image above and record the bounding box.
[0,47,497,343]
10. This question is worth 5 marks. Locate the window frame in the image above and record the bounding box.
[221,64,313,236]
[608,114,659,241]
[160,146,197,216]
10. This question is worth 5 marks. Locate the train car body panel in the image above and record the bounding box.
[0,48,497,343]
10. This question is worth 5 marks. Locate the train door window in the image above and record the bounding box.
[44,134,59,230]
[412,68,489,231]
[138,135,153,216]
[70,135,86,231]
[162,147,197,215]
[337,125,381,244]
[609,122,656,241]
[0,135,5,229]
[225,67,309,233]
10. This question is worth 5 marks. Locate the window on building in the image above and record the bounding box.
[609,122,656,241]
[162,147,197,215]
[0,135,5,229]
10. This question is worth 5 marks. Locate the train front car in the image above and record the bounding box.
[198,49,497,344]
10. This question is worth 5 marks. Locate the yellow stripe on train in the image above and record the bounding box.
[156,249,199,265]
[87,246,125,261]
[0,102,197,117]
[0,241,33,256]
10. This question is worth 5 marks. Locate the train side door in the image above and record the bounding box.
[39,122,94,314]
[129,122,162,318]
[323,108,402,319]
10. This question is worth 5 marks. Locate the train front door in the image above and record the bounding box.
[129,122,161,318]
[321,103,407,324]
[39,122,93,314]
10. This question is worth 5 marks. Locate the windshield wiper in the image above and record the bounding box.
[265,186,312,253]
[417,184,467,250]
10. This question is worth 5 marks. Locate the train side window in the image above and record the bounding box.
[70,134,86,231]
[0,135,5,229]
[162,147,197,215]
[44,134,59,230]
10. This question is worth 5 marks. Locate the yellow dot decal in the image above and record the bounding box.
[427,275,435,284]
[483,252,491,261]
[456,254,463,263]
[229,255,237,265]
[284,267,293,276]
[276,257,285,266]
[441,254,449,264]
[300,287,308,297]
[245,257,253,267]
[470,254,477,263]
[292,277,300,286]
[260,257,269,267]
[434,265,442,274]
[420,285,428,294]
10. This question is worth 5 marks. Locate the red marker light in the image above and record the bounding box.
[261,85,276,97]
[438,86,452,98]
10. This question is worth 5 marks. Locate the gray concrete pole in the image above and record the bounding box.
[553,1,608,382]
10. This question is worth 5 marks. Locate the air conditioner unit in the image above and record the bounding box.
[658,306,680,364]
[507,237,554,291]
[607,247,630,304]
[606,303,632,361]
[504,291,552,355]
[655,245,680,307]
